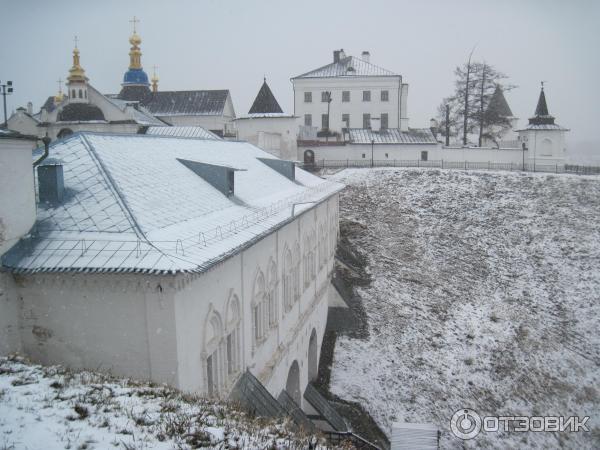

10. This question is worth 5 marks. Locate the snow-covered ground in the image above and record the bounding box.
[0,356,322,450]
[328,168,600,449]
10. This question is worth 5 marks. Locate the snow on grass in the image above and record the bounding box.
[0,356,324,450]
[328,168,600,449]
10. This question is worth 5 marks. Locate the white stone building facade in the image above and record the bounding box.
[0,132,342,408]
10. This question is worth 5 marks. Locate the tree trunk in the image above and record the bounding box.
[478,64,486,147]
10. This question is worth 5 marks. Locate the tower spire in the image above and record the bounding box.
[151,65,159,93]
[67,36,87,83]
[529,82,554,126]
[128,16,143,70]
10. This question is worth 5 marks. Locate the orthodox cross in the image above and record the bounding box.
[73,35,79,49]
[130,16,140,33]
[57,78,63,93]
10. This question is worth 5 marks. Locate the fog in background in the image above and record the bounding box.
[2,0,599,162]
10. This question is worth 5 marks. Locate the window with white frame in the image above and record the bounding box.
[381,113,388,129]
[304,114,312,127]
[205,311,225,396]
[363,113,371,129]
[363,90,371,102]
[252,271,267,347]
[225,295,241,377]
[342,91,350,102]
[304,92,312,103]
[381,90,389,102]
[321,91,331,102]
[342,113,350,128]
[283,247,293,312]
[293,242,301,300]
[267,260,278,328]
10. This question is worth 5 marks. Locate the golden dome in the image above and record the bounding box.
[129,32,142,47]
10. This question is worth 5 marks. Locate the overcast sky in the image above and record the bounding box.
[2,0,599,154]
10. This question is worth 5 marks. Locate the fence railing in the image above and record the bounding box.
[303,159,600,175]
[322,431,381,450]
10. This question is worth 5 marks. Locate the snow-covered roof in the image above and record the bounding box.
[516,123,570,131]
[3,132,342,275]
[236,113,296,120]
[105,97,166,126]
[348,128,437,144]
[292,56,398,79]
[0,128,37,140]
[145,126,221,140]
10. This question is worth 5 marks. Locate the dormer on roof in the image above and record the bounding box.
[177,159,244,197]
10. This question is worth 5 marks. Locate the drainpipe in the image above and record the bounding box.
[33,133,51,167]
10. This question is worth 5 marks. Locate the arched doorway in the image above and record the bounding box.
[57,128,73,139]
[303,149,315,165]
[286,360,301,405]
[308,329,318,382]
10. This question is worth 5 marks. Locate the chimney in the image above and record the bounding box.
[27,102,33,115]
[361,51,370,63]
[333,50,340,63]
[37,163,65,205]
[339,48,346,60]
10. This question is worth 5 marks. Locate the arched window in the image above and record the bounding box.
[71,89,76,98]
[283,247,293,312]
[309,229,317,280]
[303,234,310,287]
[225,294,241,377]
[204,309,224,396]
[267,259,278,327]
[293,242,301,300]
[252,270,267,347]
[78,89,83,99]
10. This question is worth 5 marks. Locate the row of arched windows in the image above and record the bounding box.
[70,89,87,99]
[253,217,338,350]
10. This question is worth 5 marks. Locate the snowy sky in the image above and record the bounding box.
[1,0,599,154]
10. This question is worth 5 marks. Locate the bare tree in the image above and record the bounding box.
[438,53,515,147]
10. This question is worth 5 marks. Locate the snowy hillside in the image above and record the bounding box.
[0,356,324,450]
[329,168,600,449]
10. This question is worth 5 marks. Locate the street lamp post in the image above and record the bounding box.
[325,91,332,143]
[1,80,14,128]
[521,142,527,171]
[371,139,375,168]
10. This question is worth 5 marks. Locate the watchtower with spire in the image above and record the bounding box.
[517,83,569,165]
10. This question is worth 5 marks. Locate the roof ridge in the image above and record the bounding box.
[79,134,146,240]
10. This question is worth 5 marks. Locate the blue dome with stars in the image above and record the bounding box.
[123,68,149,86]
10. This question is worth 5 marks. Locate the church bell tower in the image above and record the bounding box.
[66,38,89,104]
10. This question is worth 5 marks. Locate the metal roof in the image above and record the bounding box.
[516,123,570,131]
[248,80,283,114]
[348,128,437,144]
[292,56,398,79]
[113,89,231,117]
[3,132,342,275]
[145,126,221,140]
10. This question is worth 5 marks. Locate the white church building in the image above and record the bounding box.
[0,131,343,407]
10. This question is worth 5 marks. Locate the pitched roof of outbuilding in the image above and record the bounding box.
[348,128,437,144]
[292,56,398,79]
[248,80,283,114]
[145,126,221,140]
[3,132,342,275]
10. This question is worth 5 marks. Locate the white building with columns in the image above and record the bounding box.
[0,132,342,407]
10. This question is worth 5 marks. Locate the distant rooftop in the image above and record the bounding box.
[145,126,221,140]
[348,128,437,145]
[292,53,398,79]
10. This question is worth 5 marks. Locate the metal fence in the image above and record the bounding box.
[304,159,600,175]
